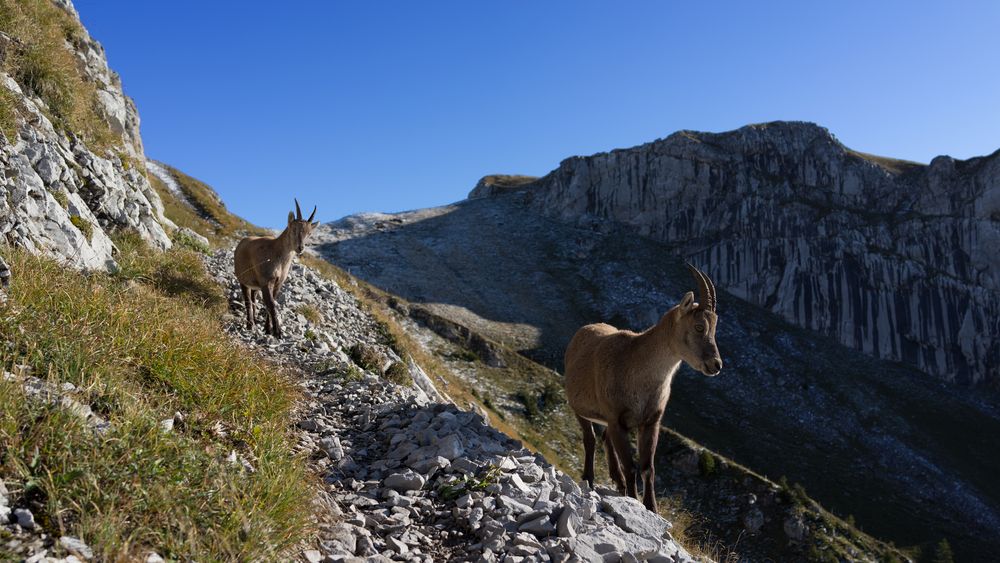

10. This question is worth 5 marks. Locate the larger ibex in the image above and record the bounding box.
[234,199,318,339]
[564,264,722,511]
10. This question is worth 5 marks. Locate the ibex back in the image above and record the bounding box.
[564,264,723,511]
[234,199,318,339]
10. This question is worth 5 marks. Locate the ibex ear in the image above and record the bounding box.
[679,291,697,313]
[287,211,295,224]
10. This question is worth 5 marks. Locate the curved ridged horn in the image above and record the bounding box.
[686,263,716,311]
[307,205,317,222]
[703,267,717,311]
[294,198,303,220]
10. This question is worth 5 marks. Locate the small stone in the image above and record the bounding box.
[159,418,174,432]
[319,436,344,461]
[14,507,34,529]
[519,514,557,536]
[436,434,464,460]
[558,506,580,538]
[303,549,323,562]
[60,536,94,560]
[387,536,409,554]
[146,553,165,563]
[384,470,425,492]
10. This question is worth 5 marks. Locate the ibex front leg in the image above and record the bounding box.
[261,282,282,339]
[638,420,662,511]
[577,416,596,488]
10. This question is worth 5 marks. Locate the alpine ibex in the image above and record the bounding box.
[564,264,722,511]
[234,199,318,339]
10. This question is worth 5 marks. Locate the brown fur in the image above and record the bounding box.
[564,267,722,511]
[234,200,318,338]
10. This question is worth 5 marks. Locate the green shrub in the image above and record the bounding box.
[349,342,383,372]
[172,229,210,254]
[930,539,954,563]
[296,304,322,324]
[698,450,717,476]
[539,381,565,411]
[515,390,541,421]
[384,361,411,386]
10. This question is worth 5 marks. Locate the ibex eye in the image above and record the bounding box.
[695,325,705,333]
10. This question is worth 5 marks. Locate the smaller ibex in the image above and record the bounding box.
[564,264,722,511]
[234,199,318,339]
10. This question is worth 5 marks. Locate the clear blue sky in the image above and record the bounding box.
[76,1,1000,229]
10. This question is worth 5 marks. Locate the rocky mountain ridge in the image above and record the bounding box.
[314,191,1000,561]
[472,121,1000,386]
[1,0,173,271]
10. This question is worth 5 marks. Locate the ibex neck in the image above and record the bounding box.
[275,226,296,255]
[636,312,682,365]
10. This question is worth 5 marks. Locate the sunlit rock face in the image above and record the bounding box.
[512,122,999,385]
[0,0,172,271]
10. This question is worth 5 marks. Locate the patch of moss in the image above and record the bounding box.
[51,188,68,209]
[68,214,92,241]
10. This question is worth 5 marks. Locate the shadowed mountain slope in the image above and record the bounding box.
[313,190,1000,561]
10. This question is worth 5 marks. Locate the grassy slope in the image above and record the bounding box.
[0,241,310,560]
[1,159,315,559]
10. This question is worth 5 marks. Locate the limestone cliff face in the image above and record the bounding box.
[0,0,172,271]
[499,122,1000,385]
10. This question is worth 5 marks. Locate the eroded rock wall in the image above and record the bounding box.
[515,122,1000,384]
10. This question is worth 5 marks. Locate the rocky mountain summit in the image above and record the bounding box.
[471,122,1000,386]
[202,249,696,563]
[0,0,173,271]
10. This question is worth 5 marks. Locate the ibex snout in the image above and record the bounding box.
[702,356,723,376]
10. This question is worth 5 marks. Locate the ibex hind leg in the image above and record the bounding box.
[240,284,254,330]
[606,422,638,499]
[603,429,627,494]
[577,416,596,488]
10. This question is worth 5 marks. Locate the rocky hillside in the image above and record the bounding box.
[470,122,1000,386]
[0,0,173,270]
[313,192,1000,561]
[198,248,699,563]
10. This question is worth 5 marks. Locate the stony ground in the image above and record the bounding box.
[203,249,696,563]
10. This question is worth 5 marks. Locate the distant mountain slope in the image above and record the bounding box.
[475,121,999,386]
[312,192,1000,561]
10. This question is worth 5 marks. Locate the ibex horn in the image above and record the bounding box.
[686,263,716,312]
[294,198,303,221]
[307,205,317,223]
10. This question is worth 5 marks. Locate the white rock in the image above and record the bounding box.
[60,536,94,560]
[384,470,425,492]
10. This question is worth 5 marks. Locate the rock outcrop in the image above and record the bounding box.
[0,0,172,271]
[491,122,999,385]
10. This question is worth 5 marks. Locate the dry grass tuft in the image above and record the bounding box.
[0,0,116,149]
